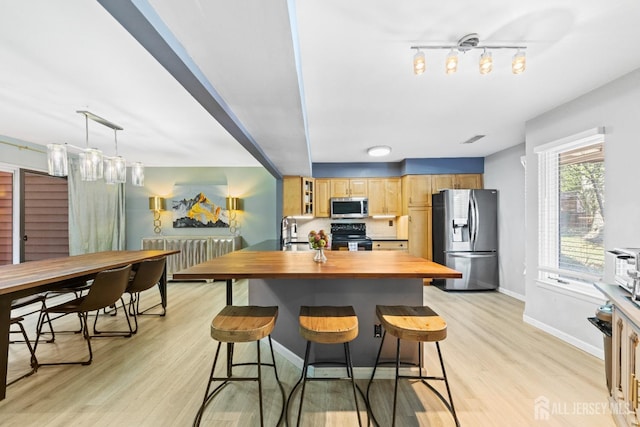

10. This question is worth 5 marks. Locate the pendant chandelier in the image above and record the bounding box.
[46,110,144,186]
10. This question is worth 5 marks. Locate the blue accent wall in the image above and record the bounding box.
[313,157,484,178]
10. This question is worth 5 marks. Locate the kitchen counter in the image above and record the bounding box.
[174,240,461,368]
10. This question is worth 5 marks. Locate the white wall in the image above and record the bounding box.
[484,143,526,300]
[524,68,640,357]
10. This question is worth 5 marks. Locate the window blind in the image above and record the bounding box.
[537,130,605,284]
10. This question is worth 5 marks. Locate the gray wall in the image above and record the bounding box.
[484,143,526,300]
[524,68,640,356]
[125,166,277,250]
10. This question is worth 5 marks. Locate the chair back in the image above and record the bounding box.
[79,264,132,312]
[127,258,166,294]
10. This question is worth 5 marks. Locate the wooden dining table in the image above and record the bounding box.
[0,250,178,400]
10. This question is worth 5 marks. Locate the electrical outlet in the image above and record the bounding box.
[388,220,393,226]
[374,324,382,338]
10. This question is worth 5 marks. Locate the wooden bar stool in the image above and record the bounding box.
[194,305,285,427]
[367,305,459,427]
[286,305,364,426]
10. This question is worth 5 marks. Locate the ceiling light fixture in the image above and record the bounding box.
[46,110,145,186]
[410,33,527,75]
[445,49,458,74]
[413,50,426,75]
[512,50,526,74]
[479,49,493,75]
[367,145,392,157]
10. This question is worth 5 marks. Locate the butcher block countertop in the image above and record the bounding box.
[173,241,461,281]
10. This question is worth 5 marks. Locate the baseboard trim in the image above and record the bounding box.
[498,287,525,301]
[523,314,604,359]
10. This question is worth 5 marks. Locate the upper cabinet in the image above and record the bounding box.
[330,178,368,198]
[282,176,314,217]
[368,178,401,216]
[402,175,433,213]
[431,174,483,193]
[315,179,331,218]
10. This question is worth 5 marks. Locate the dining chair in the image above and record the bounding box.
[93,257,166,336]
[7,316,38,385]
[34,264,133,366]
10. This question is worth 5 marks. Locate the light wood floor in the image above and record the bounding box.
[2,280,614,426]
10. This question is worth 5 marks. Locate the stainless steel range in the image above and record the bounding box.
[330,223,372,251]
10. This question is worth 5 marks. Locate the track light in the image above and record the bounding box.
[445,49,458,74]
[512,50,526,74]
[413,50,426,75]
[479,50,493,75]
[410,33,526,75]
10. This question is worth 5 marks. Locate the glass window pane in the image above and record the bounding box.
[558,143,604,276]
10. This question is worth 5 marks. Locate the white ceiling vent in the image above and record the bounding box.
[461,135,486,144]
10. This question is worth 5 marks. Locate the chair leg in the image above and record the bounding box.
[435,342,460,427]
[92,297,134,337]
[7,319,38,386]
[256,340,264,427]
[267,335,286,426]
[344,342,363,427]
[366,330,386,427]
[392,337,401,427]
[295,340,312,427]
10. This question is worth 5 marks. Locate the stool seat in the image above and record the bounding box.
[210,305,278,343]
[299,305,358,344]
[376,305,447,342]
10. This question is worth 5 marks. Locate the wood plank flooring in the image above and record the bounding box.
[1,281,614,426]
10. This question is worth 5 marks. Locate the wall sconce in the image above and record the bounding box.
[148,196,166,234]
[226,196,241,236]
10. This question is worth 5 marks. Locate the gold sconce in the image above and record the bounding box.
[226,196,241,236]
[148,196,166,234]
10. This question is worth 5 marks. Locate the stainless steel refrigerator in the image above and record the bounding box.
[432,189,499,290]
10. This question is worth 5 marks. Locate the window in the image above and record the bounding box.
[536,128,605,284]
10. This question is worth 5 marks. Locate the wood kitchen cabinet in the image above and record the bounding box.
[612,307,640,426]
[407,207,432,260]
[282,176,314,217]
[314,179,331,217]
[330,178,368,198]
[402,175,432,215]
[368,177,401,216]
[431,174,483,194]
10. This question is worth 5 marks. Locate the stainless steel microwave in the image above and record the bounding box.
[330,197,368,219]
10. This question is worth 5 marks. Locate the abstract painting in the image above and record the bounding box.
[172,185,230,228]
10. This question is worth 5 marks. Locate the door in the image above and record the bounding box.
[0,170,13,265]
[443,252,498,290]
[20,170,69,261]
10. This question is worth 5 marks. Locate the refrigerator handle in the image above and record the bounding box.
[470,192,478,245]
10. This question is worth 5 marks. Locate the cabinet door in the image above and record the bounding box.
[403,175,431,208]
[385,177,401,216]
[283,176,303,216]
[315,179,330,218]
[455,174,483,189]
[302,177,314,216]
[367,179,386,215]
[629,325,640,425]
[408,207,432,260]
[330,179,350,197]
[432,175,455,194]
[350,179,368,197]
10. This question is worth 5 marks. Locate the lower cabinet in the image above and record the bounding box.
[612,307,640,426]
[372,240,408,251]
[407,207,432,260]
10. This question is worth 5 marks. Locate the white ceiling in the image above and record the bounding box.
[1,1,639,178]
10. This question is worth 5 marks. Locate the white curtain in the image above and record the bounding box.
[68,158,125,255]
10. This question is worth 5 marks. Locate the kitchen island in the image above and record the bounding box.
[174,240,461,368]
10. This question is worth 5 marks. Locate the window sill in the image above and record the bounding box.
[535,278,607,305]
